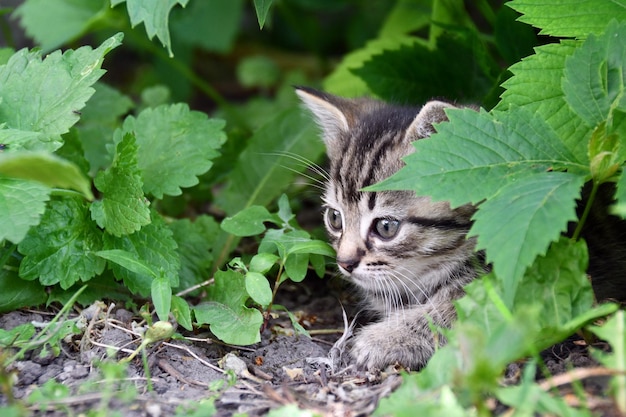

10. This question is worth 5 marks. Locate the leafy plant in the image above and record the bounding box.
[364,1,626,415]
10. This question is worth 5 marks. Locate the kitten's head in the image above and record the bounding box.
[296,87,477,309]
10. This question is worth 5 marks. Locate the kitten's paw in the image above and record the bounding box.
[351,320,436,371]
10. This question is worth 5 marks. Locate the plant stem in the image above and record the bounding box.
[571,181,600,241]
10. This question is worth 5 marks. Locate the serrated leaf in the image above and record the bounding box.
[508,0,626,38]
[245,272,272,306]
[471,173,585,304]
[373,107,584,208]
[17,197,105,289]
[112,0,189,57]
[194,269,263,345]
[220,206,277,237]
[0,33,123,152]
[0,152,93,200]
[169,216,219,290]
[90,133,150,236]
[514,237,598,348]
[103,216,180,296]
[563,20,626,128]
[14,0,108,52]
[151,274,171,322]
[120,103,225,198]
[0,178,50,244]
[253,0,274,29]
[497,42,589,161]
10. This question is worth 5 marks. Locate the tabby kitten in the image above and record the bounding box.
[296,87,484,371]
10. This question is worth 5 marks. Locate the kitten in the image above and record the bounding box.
[296,87,485,371]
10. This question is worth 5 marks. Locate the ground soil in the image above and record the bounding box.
[0,277,621,416]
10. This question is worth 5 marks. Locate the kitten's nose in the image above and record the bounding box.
[338,258,360,273]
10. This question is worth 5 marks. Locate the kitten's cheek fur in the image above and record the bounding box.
[351,311,442,371]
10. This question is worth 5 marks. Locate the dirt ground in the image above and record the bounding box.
[0,277,621,416]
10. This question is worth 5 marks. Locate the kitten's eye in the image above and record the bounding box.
[374,218,400,239]
[326,208,343,232]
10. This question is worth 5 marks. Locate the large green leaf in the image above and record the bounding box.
[563,20,626,128]
[471,172,585,304]
[353,34,496,104]
[373,106,585,208]
[111,0,189,57]
[17,198,105,289]
[120,103,225,199]
[194,269,263,345]
[508,0,626,38]
[496,42,589,161]
[216,107,323,215]
[0,33,122,153]
[90,133,150,236]
[14,0,108,52]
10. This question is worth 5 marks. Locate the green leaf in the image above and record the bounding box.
[220,206,276,237]
[497,42,589,161]
[17,197,105,289]
[112,0,189,57]
[373,107,584,208]
[563,20,626,128]
[0,178,50,244]
[151,274,171,322]
[120,103,225,198]
[171,295,192,331]
[14,0,108,52]
[284,252,309,283]
[90,133,150,236]
[0,152,93,200]
[215,107,324,215]
[508,0,626,38]
[276,194,294,224]
[103,216,180,296]
[194,269,263,345]
[249,253,279,274]
[353,34,496,104]
[76,83,133,176]
[323,35,419,97]
[514,237,595,347]
[170,0,243,53]
[245,272,272,307]
[253,0,274,29]
[95,249,158,278]
[0,33,123,152]
[0,322,36,347]
[471,173,585,304]
[169,216,219,290]
[286,240,336,258]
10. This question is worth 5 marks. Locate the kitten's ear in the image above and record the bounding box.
[295,87,354,147]
[405,100,456,141]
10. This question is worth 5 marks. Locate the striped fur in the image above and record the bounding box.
[297,87,484,371]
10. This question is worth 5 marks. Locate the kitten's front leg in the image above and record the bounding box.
[351,304,453,371]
